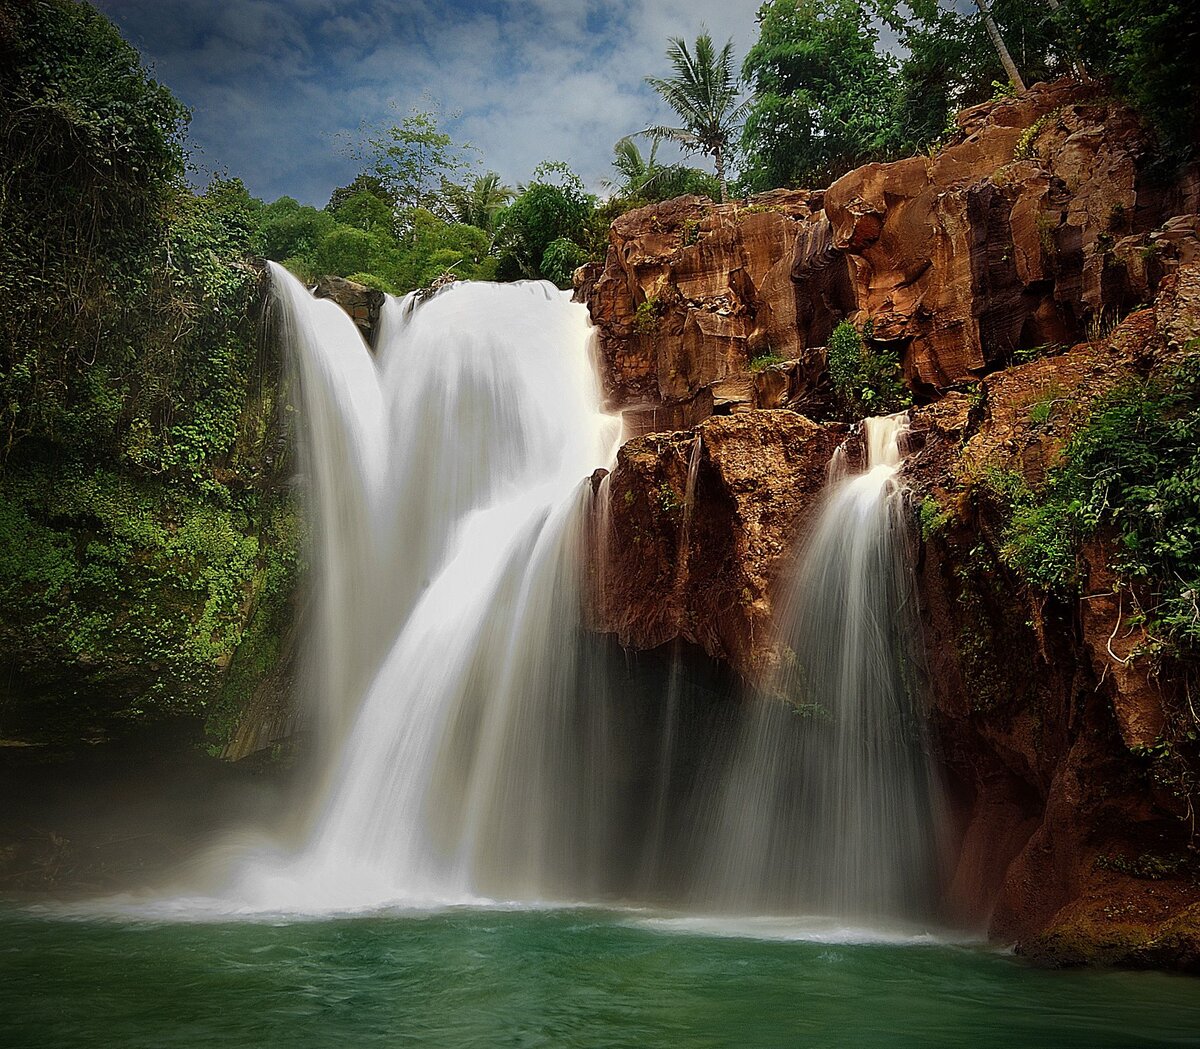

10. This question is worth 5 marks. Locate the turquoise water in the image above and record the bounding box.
[3,907,1199,1048]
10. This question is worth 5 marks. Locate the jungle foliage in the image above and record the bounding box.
[996,351,1200,661]
[826,321,911,420]
[0,0,295,738]
[737,0,1198,192]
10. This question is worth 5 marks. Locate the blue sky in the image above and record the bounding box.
[94,0,753,206]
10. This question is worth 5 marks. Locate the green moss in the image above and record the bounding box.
[0,462,298,733]
[635,297,663,335]
[917,497,951,541]
[1095,851,1192,881]
[656,483,683,513]
[204,502,302,750]
[749,352,785,373]
[993,352,1200,648]
[1012,108,1061,162]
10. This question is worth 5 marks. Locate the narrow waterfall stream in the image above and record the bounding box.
[226,270,939,920]
[699,415,944,919]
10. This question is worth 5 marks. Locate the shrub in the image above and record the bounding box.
[996,351,1200,655]
[826,320,911,418]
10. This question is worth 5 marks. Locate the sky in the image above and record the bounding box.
[93,0,756,207]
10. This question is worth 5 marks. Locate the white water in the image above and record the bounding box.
[211,273,941,924]
[228,266,621,910]
[698,416,945,919]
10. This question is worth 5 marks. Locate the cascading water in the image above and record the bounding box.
[698,415,945,920]
[230,265,622,909]
[221,268,941,923]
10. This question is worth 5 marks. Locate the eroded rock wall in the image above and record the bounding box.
[581,79,1200,436]
[590,411,843,674]
[904,270,1200,969]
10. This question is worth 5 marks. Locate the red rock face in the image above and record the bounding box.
[581,79,1200,435]
[903,273,1200,967]
[589,411,845,675]
[579,190,834,432]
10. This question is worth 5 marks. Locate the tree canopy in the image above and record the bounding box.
[741,0,896,190]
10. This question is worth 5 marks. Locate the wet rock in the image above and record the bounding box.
[590,410,844,674]
[313,275,385,346]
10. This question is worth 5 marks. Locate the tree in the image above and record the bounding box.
[493,162,595,287]
[391,210,494,290]
[643,31,749,203]
[257,197,334,265]
[1065,0,1200,164]
[0,0,189,458]
[973,0,1026,93]
[328,190,394,235]
[443,172,514,235]
[741,0,898,190]
[604,137,721,203]
[353,104,477,217]
[327,173,394,212]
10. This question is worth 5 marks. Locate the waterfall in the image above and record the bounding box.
[225,269,940,922]
[698,415,945,919]
[232,266,622,909]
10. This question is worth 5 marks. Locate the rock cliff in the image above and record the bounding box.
[580,79,1199,432]
[584,80,1200,969]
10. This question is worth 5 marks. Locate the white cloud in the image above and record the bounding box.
[95,0,761,204]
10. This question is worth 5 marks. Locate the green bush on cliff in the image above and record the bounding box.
[0,466,298,728]
[1067,0,1200,165]
[998,351,1200,656]
[826,320,911,419]
[493,163,597,287]
[0,0,297,741]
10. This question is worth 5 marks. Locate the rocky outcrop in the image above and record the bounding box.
[885,268,1200,969]
[581,80,1200,436]
[590,411,844,673]
[579,83,1200,967]
[579,190,832,433]
[314,274,385,346]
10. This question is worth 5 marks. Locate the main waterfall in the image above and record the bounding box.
[233,265,622,909]
[223,269,941,921]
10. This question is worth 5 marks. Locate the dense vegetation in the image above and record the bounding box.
[982,347,1200,809]
[997,350,1200,660]
[825,321,911,420]
[735,0,1198,191]
[0,0,295,741]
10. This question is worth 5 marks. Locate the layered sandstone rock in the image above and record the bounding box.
[582,79,1200,436]
[903,270,1200,968]
[314,274,385,346]
[579,190,830,434]
[590,410,844,673]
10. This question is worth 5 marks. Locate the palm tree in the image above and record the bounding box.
[604,136,720,204]
[443,171,514,234]
[973,0,1027,93]
[603,136,668,197]
[643,31,749,203]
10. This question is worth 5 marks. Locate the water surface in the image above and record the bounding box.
[4,906,1198,1048]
